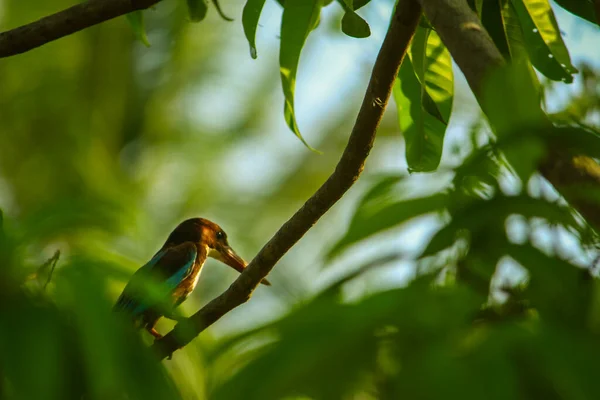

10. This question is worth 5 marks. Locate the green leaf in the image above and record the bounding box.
[338,0,371,9]
[280,0,323,150]
[242,0,267,58]
[482,64,547,134]
[126,11,150,47]
[336,1,371,40]
[213,283,478,400]
[553,0,599,27]
[393,27,453,172]
[475,0,484,17]
[510,0,577,82]
[500,0,540,87]
[409,28,453,124]
[481,0,511,58]
[341,11,371,38]
[468,0,484,18]
[186,0,209,22]
[353,0,372,10]
[550,126,600,159]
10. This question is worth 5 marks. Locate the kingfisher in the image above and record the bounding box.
[114,217,270,339]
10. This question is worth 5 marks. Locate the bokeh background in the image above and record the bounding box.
[1,0,599,398]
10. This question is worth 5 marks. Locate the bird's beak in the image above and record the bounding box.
[213,246,271,286]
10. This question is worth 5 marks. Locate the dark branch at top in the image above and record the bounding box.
[151,0,423,360]
[0,0,161,58]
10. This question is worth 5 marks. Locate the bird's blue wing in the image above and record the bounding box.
[114,242,197,317]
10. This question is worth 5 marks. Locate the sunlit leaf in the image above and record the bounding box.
[242,0,267,58]
[126,11,150,47]
[186,0,209,22]
[409,27,453,124]
[393,26,453,172]
[510,0,577,82]
[280,0,324,150]
[500,0,540,91]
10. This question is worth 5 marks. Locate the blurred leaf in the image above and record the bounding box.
[553,0,599,26]
[423,195,581,257]
[211,0,234,21]
[483,64,547,134]
[242,0,267,58]
[554,126,600,158]
[280,0,324,151]
[57,259,182,399]
[213,281,479,400]
[21,195,127,242]
[126,11,150,47]
[498,129,546,184]
[506,244,591,325]
[213,295,379,399]
[393,26,453,172]
[186,0,209,22]
[318,252,403,299]
[0,300,67,400]
[328,178,447,258]
[510,0,577,82]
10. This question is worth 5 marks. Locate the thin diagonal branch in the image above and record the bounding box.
[151,0,423,360]
[0,0,161,58]
[417,0,600,229]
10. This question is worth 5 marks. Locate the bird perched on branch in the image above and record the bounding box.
[114,218,270,339]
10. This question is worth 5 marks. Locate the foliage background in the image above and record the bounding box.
[0,0,599,398]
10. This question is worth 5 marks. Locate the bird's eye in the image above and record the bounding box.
[216,231,225,240]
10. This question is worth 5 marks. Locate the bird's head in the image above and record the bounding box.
[165,218,270,286]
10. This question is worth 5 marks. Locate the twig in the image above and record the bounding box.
[0,0,161,58]
[151,0,423,360]
[42,250,61,290]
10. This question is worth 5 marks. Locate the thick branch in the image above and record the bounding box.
[418,0,600,229]
[0,0,161,58]
[151,0,423,360]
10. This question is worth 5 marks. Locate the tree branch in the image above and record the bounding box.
[151,0,423,360]
[0,0,161,58]
[417,0,600,229]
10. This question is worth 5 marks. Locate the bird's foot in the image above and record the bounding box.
[148,328,174,360]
